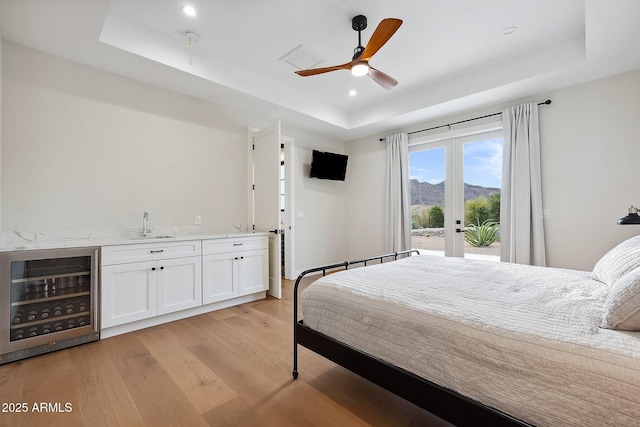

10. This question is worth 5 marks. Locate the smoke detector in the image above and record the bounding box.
[186,32,199,47]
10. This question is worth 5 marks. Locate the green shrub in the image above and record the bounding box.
[487,193,501,223]
[429,205,445,228]
[465,194,501,226]
[411,206,444,228]
[464,220,500,247]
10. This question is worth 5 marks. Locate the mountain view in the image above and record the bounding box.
[410,179,500,206]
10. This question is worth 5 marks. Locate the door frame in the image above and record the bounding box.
[247,127,296,281]
[282,136,295,280]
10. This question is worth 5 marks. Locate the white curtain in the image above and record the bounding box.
[500,103,546,266]
[384,132,411,253]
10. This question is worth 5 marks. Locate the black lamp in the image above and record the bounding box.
[618,205,640,225]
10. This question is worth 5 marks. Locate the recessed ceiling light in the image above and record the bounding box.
[349,90,357,97]
[502,26,517,35]
[183,5,197,16]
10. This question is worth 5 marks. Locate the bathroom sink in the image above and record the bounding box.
[128,235,175,240]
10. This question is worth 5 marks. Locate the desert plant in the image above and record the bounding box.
[464,220,500,247]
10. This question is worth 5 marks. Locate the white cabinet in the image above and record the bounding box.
[202,253,235,303]
[101,260,157,328]
[99,235,268,336]
[101,241,202,328]
[202,236,268,304]
[157,256,202,315]
[238,249,269,295]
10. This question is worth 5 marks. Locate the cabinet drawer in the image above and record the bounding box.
[101,240,201,265]
[202,236,268,255]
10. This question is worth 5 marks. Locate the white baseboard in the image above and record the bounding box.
[101,292,266,339]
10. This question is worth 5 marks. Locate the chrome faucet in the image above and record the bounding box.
[142,211,152,236]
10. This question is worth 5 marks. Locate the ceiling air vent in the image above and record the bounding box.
[279,45,325,70]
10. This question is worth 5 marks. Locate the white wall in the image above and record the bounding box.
[346,69,640,271]
[6,41,637,273]
[1,41,349,275]
[539,69,640,270]
[281,124,347,273]
[1,41,248,232]
[344,136,386,260]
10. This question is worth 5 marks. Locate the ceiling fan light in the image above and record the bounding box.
[351,62,370,77]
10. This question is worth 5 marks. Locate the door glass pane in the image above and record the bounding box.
[462,138,502,261]
[409,147,446,256]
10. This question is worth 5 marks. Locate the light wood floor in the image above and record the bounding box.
[0,278,452,427]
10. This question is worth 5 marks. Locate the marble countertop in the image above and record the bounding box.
[0,226,269,252]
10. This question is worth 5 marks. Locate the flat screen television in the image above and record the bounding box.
[309,150,348,181]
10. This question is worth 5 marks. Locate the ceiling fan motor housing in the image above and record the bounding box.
[352,15,367,60]
[352,15,367,31]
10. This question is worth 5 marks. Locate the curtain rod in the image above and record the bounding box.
[379,99,551,141]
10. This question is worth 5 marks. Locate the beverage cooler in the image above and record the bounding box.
[0,247,100,364]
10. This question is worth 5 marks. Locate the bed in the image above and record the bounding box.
[292,239,640,427]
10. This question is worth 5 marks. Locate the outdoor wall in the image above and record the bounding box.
[346,69,640,271]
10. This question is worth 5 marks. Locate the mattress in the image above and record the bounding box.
[301,255,640,426]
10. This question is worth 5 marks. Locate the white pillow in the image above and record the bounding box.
[592,235,640,287]
[601,267,640,331]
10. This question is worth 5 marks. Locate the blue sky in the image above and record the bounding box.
[409,137,503,189]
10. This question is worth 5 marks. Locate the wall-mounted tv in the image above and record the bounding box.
[309,150,348,181]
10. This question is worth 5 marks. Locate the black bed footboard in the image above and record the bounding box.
[292,250,419,379]
[291,250,532,427]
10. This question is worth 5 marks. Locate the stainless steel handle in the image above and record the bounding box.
[93,248,99,333]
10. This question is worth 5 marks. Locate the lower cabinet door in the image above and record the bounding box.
[157,256,202,315]
[101,261,158,328]
[202,253,238,304]
[238,249,269,296]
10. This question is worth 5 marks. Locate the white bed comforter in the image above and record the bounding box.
[301,255,640,426]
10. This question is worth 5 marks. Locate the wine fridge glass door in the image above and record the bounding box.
[0,247,100,364]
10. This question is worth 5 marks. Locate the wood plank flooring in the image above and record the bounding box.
[0,278,452,427]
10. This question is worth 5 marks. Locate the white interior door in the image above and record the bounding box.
[252,122,282,299]
[282,139,295,280]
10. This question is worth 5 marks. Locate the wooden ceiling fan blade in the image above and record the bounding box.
[295,62,353,76]
[368,67,398,90]
[361,18,402,61]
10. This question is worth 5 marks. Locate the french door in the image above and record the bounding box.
[409,128,503,259]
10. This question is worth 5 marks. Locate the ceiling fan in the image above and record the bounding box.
[295,15,403,90]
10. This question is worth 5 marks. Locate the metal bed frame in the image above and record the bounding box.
[292,250,531,427]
